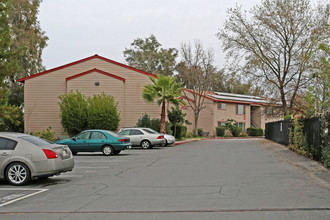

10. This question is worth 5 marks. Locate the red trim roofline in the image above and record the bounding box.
[178,96,195,103]
[17,54,156,83]
[66,69,126,82]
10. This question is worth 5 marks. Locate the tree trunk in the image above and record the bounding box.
[194,113,199,136]
[160,100,166,133]
[280,87,287,115]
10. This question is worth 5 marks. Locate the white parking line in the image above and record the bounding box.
[75,160,127,163]
[0,188,48,208]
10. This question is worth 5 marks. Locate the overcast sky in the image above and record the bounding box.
[38,0,263,70]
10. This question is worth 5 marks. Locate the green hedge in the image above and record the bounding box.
[172,125,187,140]
[231,127,242,137]
[247,127,263,136]
[216,127,225,137]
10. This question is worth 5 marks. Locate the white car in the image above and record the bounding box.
[145,128,175,146]
[118,128,165,149]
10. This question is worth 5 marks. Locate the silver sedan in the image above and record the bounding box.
[118,128,165,149]
[144,128,175,146]
[0,132,74,186]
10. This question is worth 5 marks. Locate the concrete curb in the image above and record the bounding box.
[174,139,200,146]
[174,136,265,145]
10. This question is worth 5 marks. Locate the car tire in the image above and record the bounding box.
[163,140,168,147]
[114,150,121,155]
[141,140,151,149]
[6,162,31,186]
[102,145,114,156]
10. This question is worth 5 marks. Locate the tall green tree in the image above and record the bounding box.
[304,42,330,117]
[7,0,48,81]
[0,0,47,132]
[0,0,11,87]
[143,75,185,133]
[0,1,23,132]
[218,0,329,114]
[6,0,48,107]
[123,34,178,76]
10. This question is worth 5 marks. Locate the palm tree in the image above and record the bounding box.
[143,74,185,133]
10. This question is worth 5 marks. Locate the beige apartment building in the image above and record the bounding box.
[18,54,161,137]
[18,54,280,138]
[182,90,281,137]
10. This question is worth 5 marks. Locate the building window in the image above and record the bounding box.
[217,121,226,127]
[236,104,245,114]
[218,102,226,110]
[236,122,245,131]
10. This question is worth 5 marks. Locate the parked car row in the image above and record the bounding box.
[0,128,175,185]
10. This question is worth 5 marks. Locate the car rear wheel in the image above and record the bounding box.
[141,140,151,149]
[6,162,31,186]
[162,140,168,147]
[102,145,114,156]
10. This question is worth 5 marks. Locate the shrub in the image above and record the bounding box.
[150,118,160,132]
[30,126,55,142]
[59,91,120,135]
[289,118,308,156]
[0,105,24,132]
[186,132,193,138]
[240,131,248,137]
[284,114,292,120]
[216,127,225,137]
[87,94,120,131]
[247,127,264,136]
[172,125,187,140]
[321,147,330,168]
[58,91,88,136]
[197,128,203,136]
[231,127,242,137]
[136,113,151,128]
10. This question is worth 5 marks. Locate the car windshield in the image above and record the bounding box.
[104,130,120,137]
[19,135,53,146]
[143,128,158,134]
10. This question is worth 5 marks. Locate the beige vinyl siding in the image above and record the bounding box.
[214,102,251,130]
[182,93,216,136]
[24,58,161,137]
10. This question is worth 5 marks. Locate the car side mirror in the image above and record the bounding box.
[72,137,76,141]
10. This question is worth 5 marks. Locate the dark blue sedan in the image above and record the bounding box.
[55,130,131,156]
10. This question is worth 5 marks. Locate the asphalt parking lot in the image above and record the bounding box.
[0,139,329,220]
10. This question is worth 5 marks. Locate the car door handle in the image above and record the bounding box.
[1,152,9,156]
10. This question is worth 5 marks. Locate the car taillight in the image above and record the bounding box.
[118,139,128,142]
[43,149,58,159]
[157,135,164,139]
